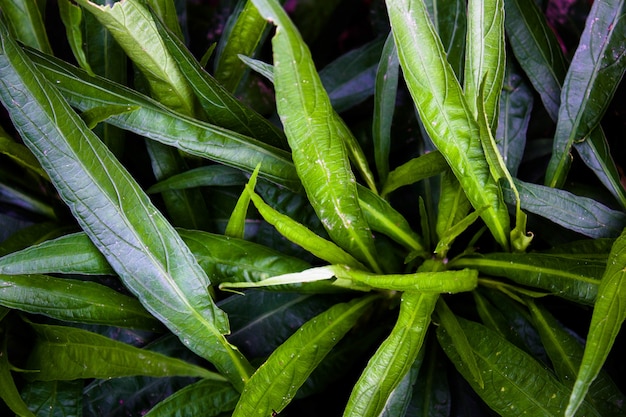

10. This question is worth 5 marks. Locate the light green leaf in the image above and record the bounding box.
[0,130,48,180]
[214,0,269,92]
[144,379,239,417]
[381,151,448,198]
[147,165,247,193]
[438,318,600,416]
[545,0,626,188]
[434,206,486,257]
[386,0,510,250]
[435,168,472,244]
[251,0,381,271]
[464,0,505,131]
[225,165,259,239]
[232,296,376,416]
[0,22,253,388]
[74,0,196,116]
[26,322,224,381]
[566,227,626,416]
[425,0,467,78]
[79,104,139,129]
[58,0,95,76]
[343,291,438,417]
[0,274,161,330]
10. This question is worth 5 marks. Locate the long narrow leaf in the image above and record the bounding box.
[545,0,626,188]
[386,0,510,250]
[343,291,438,417]
[0,21,253,388]
[566,227,626,416]
[144,379,239,417]
[0,0,51,54]
[251,0,381,271]
[26,322,224,381]
[232,296,376,416]
[0,332,35,417]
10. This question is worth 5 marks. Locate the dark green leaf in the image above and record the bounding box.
[26,322,223,381]
[0,23,253,387]
[144,379,239,417]
[503,179,626,238]
[0,0,51,54]
[566,226,626,416]
[438,318,600,416]
[232,296,376,416]
[0,274,161,330]
[546,0,626,188]
[58,0,95,76]
[20,380,83,417]
[452,252,604,304]
[0,331,35,417]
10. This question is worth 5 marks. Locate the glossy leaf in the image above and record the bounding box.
[545,0,626,188]
[28,48,300,190]
[438,318,601,416]
[372,33,399,184]
[144,379,239,417]
[0,24,253,387]
[435,168,472,244]
[343,291,438,417]
[527,299,626,416]
[147,165,248,193]
[74,0,195,116]
[381,150,448,198]
[566,227,626,416]
[504,0,566,121]
[152,12,287,149]
[26,322,224,381]
[0,0,51,54]
[386,0,510,250]
[503,179,626,238]
[214,0,269,92]
[252,0,381,271]
[58,0,95,76]
[0,273,161,330]
[453,252,603,305]
[425,0,466,78]
[464,0,505,131]
[232,296,376,416]
[379,348,423,417]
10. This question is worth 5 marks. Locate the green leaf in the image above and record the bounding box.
[247,180,367,270]
[527,299,626,416]
[566,227,626,416]
[147,165,248,193]
[0,331,35,417]
[0,22,253,388]
[232,296,376,416]
[214,0,269,92]
[504,0,566,121]
[252,0,381,272]
[386,0,510,250]
[435,298,483,388]
[0,0,51,54]
[357,185,425,254]
[435,168,472,244]
[452,252,604,305]
[20,380,83,417]
[464,0,505,131]
[425,0,467,78]
[58,0,95,76]
[144,379,239,417]
[74,0,196,116]
[437,318,601,417]
[545,0,626,188]
[28,48,300,190]
[372,33,399,184]
[434,206,486,257]
[503,179,626,239]
[26,322,224,381]
[152,11,287,149]
[0,131,48,180]
[381,151,448,198]
[379,348,424,417]
[343,292,438,417]
[407,344,450,417]
[0,274,161,330]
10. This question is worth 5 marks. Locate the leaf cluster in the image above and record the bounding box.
[0,0,625,416]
